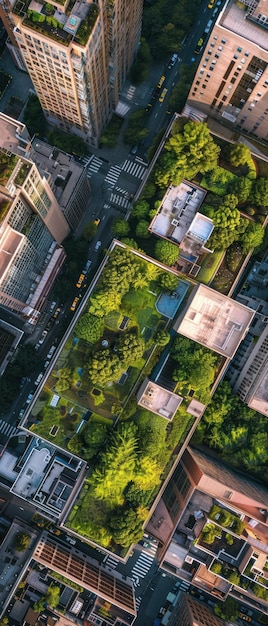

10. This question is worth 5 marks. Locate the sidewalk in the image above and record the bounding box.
[0,47,34,116]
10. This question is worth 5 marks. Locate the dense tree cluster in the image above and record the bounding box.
[142,0,202,59]
[172,337,218,402]
[75,313,104,343]
[155,121,220,187]
[192,381,268,483]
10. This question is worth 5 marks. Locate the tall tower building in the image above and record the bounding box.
[7,0,143,146]
[186,0,268,140]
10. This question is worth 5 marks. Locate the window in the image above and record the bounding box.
[237,47,242,52]
[218,46,223,51]
[221,38,226,43]
[245,51,250,56]
[233,54,238,59]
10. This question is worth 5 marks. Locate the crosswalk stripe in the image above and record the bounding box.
[138,555,154,565]
[137,559,153,567]
[0,421,19,438]
[86,156,103,178]
[105,165,121,186]
[121,160,146,179]
[132,564,150,576]
[109,193,130,209]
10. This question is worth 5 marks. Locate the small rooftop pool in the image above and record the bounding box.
[156,279,189,319]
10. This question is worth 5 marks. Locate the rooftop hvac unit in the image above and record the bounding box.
[185,555,193,564]
[172,219,179,226]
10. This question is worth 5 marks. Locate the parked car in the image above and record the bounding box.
[159,87,168,103]
[34,373,43,386]
[70,296,80,311]
[26,393,33,404]
[130,145,138,156]
[53,306,61,319]
[94,240,102,252]
[83,260,92,273]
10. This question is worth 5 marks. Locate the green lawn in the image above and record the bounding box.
[197,250,225,284]
[26,248,171,453]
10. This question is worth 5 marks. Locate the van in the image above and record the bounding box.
[94,240,102,252]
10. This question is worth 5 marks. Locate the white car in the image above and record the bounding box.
[26,393,33,404]
[94,240,102,252]
[34,373,43,386]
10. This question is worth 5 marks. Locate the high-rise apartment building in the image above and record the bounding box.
[0,113,69,318]
[5,0,143,146]
[186,0,268,140]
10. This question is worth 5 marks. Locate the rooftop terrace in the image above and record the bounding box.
[149,181,207,245]
[137,379,183,420]
[174,284,255,358]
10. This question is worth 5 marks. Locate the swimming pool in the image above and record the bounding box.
[155,279,189,318]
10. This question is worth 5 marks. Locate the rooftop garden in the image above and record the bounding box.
[14,162,31,187]
[23,1,99,46]
[198,522,244,559]
[208,504,246,536]
[24,7,71,45]
[0,151,19,186]
[123,121,266,296]
[26,244,199,552]
[74,4,99,46]
[191,380,268,485]
[210,559,268,603]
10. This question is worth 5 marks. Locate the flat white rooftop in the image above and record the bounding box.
[219,0,268,51]
[174,284,255,358]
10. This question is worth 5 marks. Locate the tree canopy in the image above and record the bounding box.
[75,312,104,343]
[155,121,220,186]
[154,239,179,266]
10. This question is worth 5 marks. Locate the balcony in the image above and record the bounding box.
[0,152,19,186]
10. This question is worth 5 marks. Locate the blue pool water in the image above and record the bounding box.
[156,280,189,319]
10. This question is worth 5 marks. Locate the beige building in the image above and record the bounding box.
[5,0,143,146]
[0,113,69,317]
[174,284,255,360]
[186,0,268,140]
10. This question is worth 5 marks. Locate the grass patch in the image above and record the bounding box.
[197,250,225,284]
